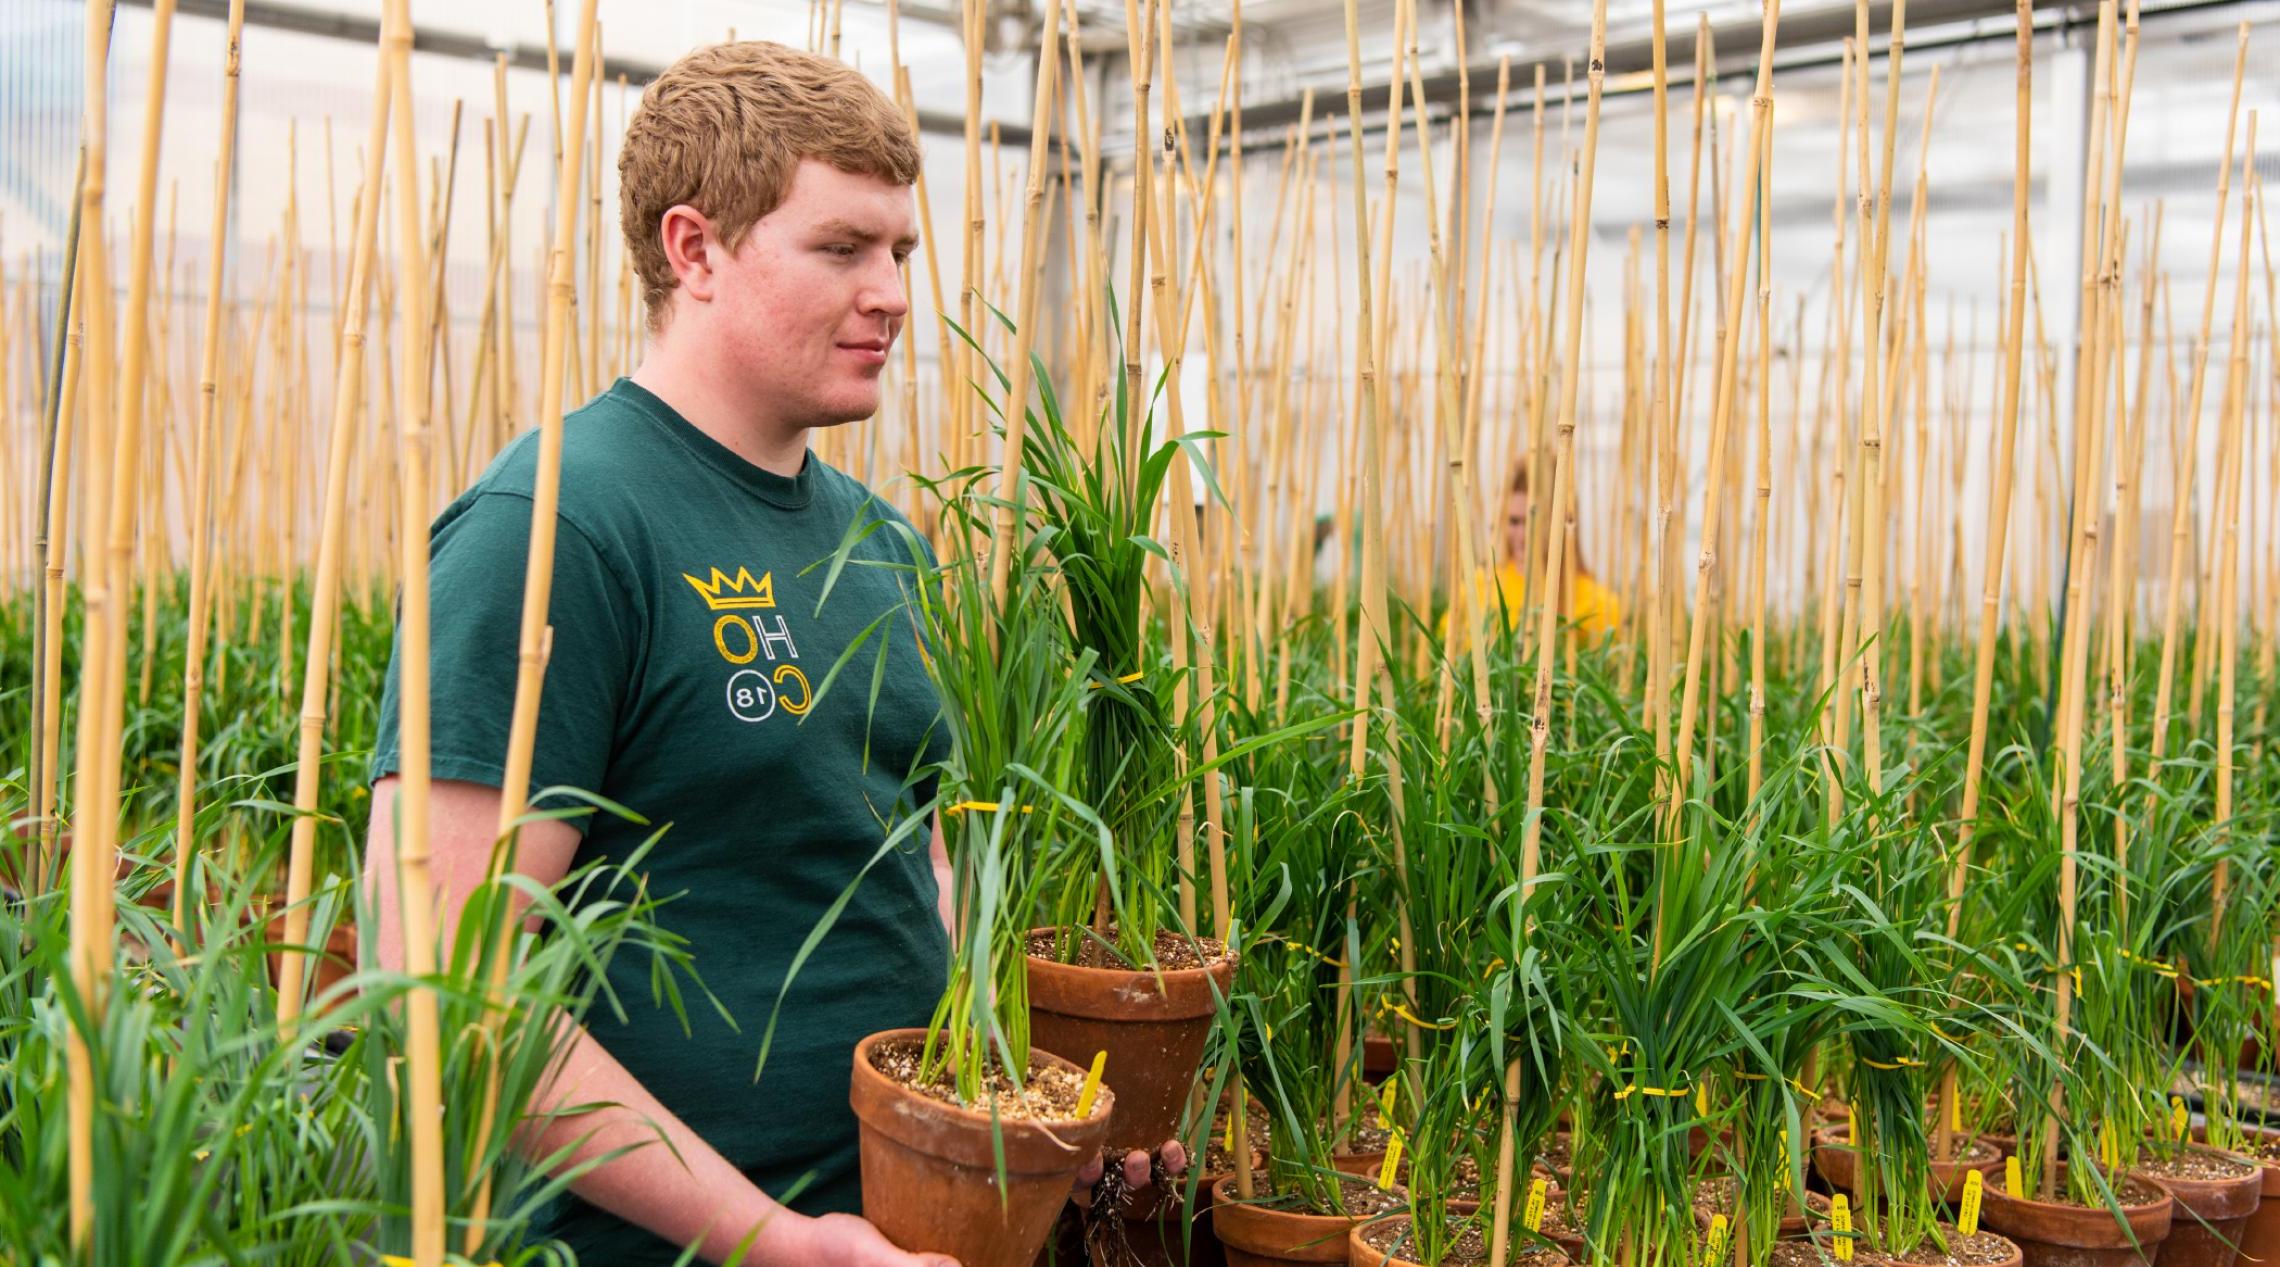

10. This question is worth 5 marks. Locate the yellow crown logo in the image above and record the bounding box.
[682,566,775,611]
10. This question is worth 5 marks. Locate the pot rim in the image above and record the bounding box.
[849,1027,1113,1172]
[1023,925,1238,973]
[1345,1212,1573,1267]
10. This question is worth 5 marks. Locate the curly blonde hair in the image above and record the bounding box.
[619,42,920,328]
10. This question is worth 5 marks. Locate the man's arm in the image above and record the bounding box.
[365,777,954,1267]
[929,817,954,938]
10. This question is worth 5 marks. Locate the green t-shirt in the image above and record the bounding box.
[370,378,949,1263]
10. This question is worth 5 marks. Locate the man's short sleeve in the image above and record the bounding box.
[368,492,639,835]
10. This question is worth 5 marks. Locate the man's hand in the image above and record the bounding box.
[1071,1142,1189,1206]
[784,1212,959,1267]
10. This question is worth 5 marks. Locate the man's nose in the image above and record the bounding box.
[860,257,910,319]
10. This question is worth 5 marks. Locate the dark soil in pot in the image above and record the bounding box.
[1347,1150,1486,1214]
[1027,927,1237,1159]
[1976,1166,2173,1267]
[2129,1146,2261,1267]
[851,1028,1113,1267]
[1532,1131,1572,1182]
[1346,1214,1571,1267]
[1213,1175,1405,1267]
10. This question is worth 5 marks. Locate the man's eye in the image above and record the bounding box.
[825,244,858,258]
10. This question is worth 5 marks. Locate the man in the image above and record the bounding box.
[364,42,1169,1267]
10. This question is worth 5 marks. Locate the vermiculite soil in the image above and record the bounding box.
[870,1038,1094,1121]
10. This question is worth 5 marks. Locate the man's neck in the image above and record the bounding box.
[629,338,809,477]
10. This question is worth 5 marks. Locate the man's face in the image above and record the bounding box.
[705,159,916,428]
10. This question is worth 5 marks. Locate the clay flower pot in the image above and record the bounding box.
[1363,1033,1400,1081]
[1694,1175,1829,1241]
[1977,1167,2174,1267]
[1344,1214,1572,1267]
[2197,1126,2280,1266]
[1871,1227,2026,1267]
[849,1028,1112,1267]
[1026,928,1237,1156]
[262,910,361,1002]
[1214,1176,1373,1267]
[1814,1125,2005,1203]
[2128,1147,2263,1267]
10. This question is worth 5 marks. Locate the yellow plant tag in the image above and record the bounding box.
[1377,1130,1406,1191]
[2099,1122,2118,1171]
[1703,1213,1730,1267]
[1949,1091,1963,1135]
[1958,1169,1985,1236]
[1076,1050,1108,1118]
[2171,1096,2190,1142]
[2004,1154,2023,1198]
[1696,1080,1710,1116]
[1380,1076,1399,1125]
[1831,1193,1854,1261]
[1524,1178,1548,1232]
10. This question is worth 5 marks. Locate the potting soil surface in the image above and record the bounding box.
[1027,928,1231,971]
[1258,1176,1408,1219]
[1372,1147,1482,1199]
[1872,1229,2021,1266]
[1201,1100,1274,1176]
[1355,1216,1569,1265]
[1775,1229,2015,1267]
[2219,1131,2280,1162]
[2131,1145,2257,1181]
[1692,1175,1832,1219]
[1534,1132,1572,1174]
[869,1039,1096,1121]
[2030,1174,2167,1208]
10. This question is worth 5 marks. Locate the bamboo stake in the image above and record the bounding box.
[382,0,447,1257]
[172,0,250,943]
[2208,118,2256,951]
[274,2,396,1036]
[981,0,1062,613]
[31,147,84,899]
[1746,114,1773,807]
[66,0,124,1245]
[1672,2,1781,799]
[460,2,603,1250]
[2145,22,2249,780]
[1933,14,2042,1162]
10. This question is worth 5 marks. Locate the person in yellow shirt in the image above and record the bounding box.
[1480,460,1622,639]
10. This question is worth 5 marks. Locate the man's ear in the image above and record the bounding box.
[659,204,717,306]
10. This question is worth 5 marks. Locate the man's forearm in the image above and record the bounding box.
[528,1019,806,1266]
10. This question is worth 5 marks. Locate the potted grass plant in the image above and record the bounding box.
[1002,325,1241,1164]
[808,486,1116,1266]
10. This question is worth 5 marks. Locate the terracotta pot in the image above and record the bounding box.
[1214,1177,1366,1266]
[2198,1128,2280,1265]
[2129,1149,2262,1267]
[1363,1034,1399,1081]
[1978,1168,2174,1267]
[263,914,359,1002]
[850,1028,1113,1267]
[1333,1151,1388,1180]
[1026,930,1237,1156]
[1694,1181,1827,1240]
[1814,1125,2005,1202]
[1344,1214,1571,1267]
